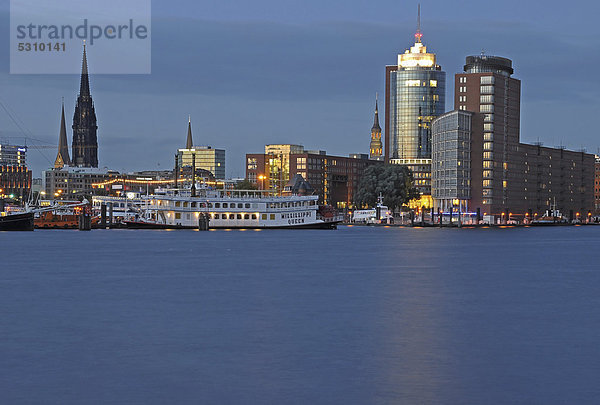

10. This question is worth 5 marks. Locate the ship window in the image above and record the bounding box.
[186,214,190,220]
[183,202,188,208]
[222,203,228,208]
[175,213,181,219]
[262,214,267,220]
[191,202,196,208]
[244,214,250,219]
[215,203,220,208]
[208,203,213,208]
[270,214,275,220]
[245,203,250,208]
[252,214,257,220]
[238,203,243,208]
[222,214,227,219]
[175,201,181,207]
[237,214,242,219]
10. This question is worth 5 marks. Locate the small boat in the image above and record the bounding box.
[0,211,34,231]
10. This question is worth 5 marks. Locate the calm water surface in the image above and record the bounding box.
[1,226,599,404]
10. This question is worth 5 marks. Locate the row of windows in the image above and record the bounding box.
[481,85,494,94]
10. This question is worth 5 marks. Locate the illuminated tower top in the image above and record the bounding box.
[398,5,439,70]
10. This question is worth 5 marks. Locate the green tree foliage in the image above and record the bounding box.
[353,164,419,210]
[234,178,258,190]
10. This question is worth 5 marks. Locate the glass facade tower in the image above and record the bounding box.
[387,37,445,161]
[385,25,445,200]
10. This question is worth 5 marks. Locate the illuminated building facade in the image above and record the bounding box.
[385,13,445,199]
[177,119,226,179]
[0,144,31,200]
[246,145,382,208]
[431,55,595,221]
[43,166,115,198]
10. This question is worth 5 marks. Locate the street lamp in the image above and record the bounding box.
[258,175,266,190]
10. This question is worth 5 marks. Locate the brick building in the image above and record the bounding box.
[246,145,381,208]
[432,55,595,221]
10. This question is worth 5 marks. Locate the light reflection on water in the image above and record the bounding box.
[1,226,599,404]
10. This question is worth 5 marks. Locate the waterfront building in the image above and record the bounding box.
[369,95,384,161]
[385,8,445,202]
[0,144,31,200]
[72,44,99,168]
[43,166,116,198]
[431,55,595,221]
[0,144,27,166]
[246,144,382,208]
[177,118,226,179]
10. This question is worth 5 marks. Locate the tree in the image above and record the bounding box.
[353,164,419,210]
[234,179,258,190]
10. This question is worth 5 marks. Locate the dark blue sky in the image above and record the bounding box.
[0,0,598,177]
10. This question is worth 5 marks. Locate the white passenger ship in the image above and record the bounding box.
[92,187,343,229]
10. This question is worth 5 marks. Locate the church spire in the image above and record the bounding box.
[79,41,90,98]
[372,93,381,131]
[186,116,193,149]
[72,42,98,167]
[54,100,70,169]
[369,93,383,161]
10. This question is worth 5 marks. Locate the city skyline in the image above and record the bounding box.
[0,0,598,178]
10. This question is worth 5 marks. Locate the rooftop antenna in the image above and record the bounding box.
[415,4,423,43]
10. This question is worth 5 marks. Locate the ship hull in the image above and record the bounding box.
[0,212,34,231]
[124,219,341,230]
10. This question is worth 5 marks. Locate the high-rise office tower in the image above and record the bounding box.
[431,54,595,221]
[72,44,99,167]
[385,7,445,198]
[369,95,383,161]
[455,55,519,208]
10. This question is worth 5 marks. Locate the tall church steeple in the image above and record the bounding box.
[369,93,383,161]
[54,101,70,169]
[72,42,98,167]
[186,116,193,149]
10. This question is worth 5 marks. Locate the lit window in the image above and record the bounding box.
[480,76,495,85]
[405,80,421,87]
[429,80,437,87]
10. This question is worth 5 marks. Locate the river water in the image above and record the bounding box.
[1,226,599,404]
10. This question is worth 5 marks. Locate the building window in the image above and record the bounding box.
[484,133,493,141]
[429,80,438,87]
[483,142,493,151]
[480,85,494,94]
[480,76,495,85]
[405,79,421,87]
[480,104,494,113]
[484,113,494,122]
[484,123,494,131]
